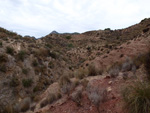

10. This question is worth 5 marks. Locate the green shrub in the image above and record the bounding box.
[22,68,29,75]
[17,50,26,61]
[32,59,38,67]
[10,77,20,87]
[45,44,52,48]
[0,54,8,63]
[49,51,57,59]
[122,81,150,113]
[22,79,33,88]
[6,46,14,55]
[68,43,74,48]
[65,36,72,40]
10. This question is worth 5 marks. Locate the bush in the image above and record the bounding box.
[19,97,31,112]
[22,68,29,75]
[0,54,8,63]
[59,75,71,94]
[122,81,150,113]
[40,93,57,108]
[32,59,38,67]
[22,79,33,88]
[0,104,15,113]
[68,43,74,48]
[121,57,133,72]
[86,84,107,112]
[17,50,26,61]
[10,77,20,87]
[0,41,2,47]
[0,64,7,72]
[71,88,82,106]
[6,46,14,55]
[81,79,89,88]
[65,36,72,40]
[49,51,57,59]
[133,54,147,69]
[144,51,150,80]
[108,62,121,77]
[75,68,87,79]
[88,64,98,76]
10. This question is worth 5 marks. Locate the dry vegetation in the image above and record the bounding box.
[0,18,150,113]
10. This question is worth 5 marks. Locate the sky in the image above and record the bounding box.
[0,0,150,38]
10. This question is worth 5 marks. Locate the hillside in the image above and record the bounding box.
[0,18,150,113]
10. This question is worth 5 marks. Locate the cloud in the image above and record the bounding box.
[0,0,150,38]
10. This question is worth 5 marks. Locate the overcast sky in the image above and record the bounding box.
[0,0,150,38]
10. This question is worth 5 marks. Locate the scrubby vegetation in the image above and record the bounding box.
[0,18,150,113]
[22,78,33,87]
[59,75,72,94]
[6,46,14,55]
[122,81,150,113]
[17,50,26,61]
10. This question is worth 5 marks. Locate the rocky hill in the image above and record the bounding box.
[0,18,150,113]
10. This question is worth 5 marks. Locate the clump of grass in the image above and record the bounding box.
[22,68,29,75]
[88,64,98,76]
[81,79,89,88]
[6,46,14,55]
[108,62,121,78]
[40,92,61,108]
[59,75,71,94]
[121,57,133,72]
[20,97,31,112]
[133,54,147,69]
[86,84,107,113]
[32,59,38,67]
[75,68,87,79]
[122,81,150,113]
[0,104,15,113]
[22,78,33,88]
[71,88,82,106]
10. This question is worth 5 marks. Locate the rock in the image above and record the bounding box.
[104,75,111,79]
[107,87,112,93]
[108,81,112,85]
